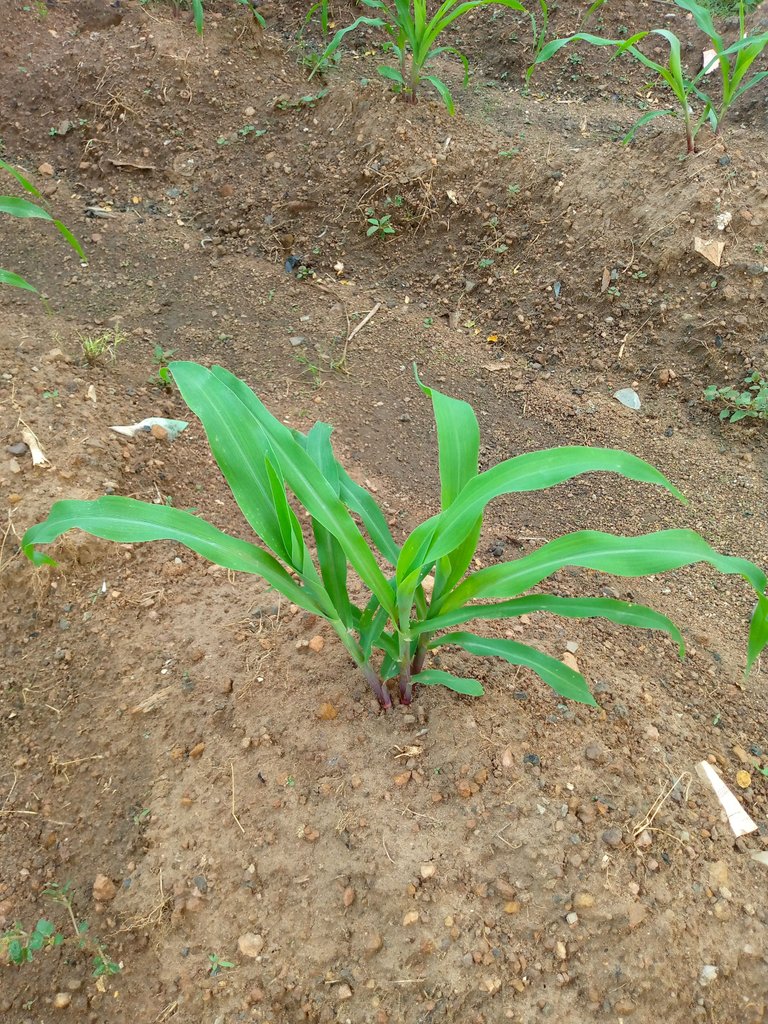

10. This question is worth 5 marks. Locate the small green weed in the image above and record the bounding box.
[275,90,329,110]
[151,345,177,388]
[704,371,768,422]
[81,326,126,366]
[208,952,235,976]
[2,883,121,980]
[366,212,395,238]
[2,918,63,965]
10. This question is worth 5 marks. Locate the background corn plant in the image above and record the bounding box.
[0,158,84,292]
[530,0,768,153]
[190,0,265,34]
[311,0,527,113]
[23,363,768,710]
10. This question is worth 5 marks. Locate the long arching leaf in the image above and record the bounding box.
[397,448,686,582]
[21,497,326,614]
[414,594,685,654]
[442,529,768,673]
[0,268,37,291]
[432,631,597,705]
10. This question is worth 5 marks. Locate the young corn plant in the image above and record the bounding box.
[23,363,768,710]
[0,158,84,292]
[530,0,768,153]
[310,0,527,113]
[190,0,265,34]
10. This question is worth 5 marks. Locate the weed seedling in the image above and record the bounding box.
[208,953,235,976]
[704,371,768,422]
[24,362,768,712]
[81,326,126,365]
[151,345,176,388]
[366,212,395,238]
[2,883,121,979]
[2,918,63,965]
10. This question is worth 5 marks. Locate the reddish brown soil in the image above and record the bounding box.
[1,2,767,1023]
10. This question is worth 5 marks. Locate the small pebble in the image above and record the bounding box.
[602,828,623,848]
[238,933,265,958]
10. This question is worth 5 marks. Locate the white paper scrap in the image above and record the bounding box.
[695,760,758,838]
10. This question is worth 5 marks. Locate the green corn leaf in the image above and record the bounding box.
[0,195,55,220]
[428,44,470,85]
[262,454,309,569]
[397,447,686,582]
[411,668,484,696]
[336,465,399,565]
[674,0,723,51]
[422,74,455,112]
[192,0,204,33]
[442,528,768,675]
[416,594,685,654]
[310,16,387,79]
[0,157,40,195]
[733,68,768,102]
[433,631,597,705]
[531,31,633,71]
[623,108,677,144]
[53,219,85,260]
[161,366,295,560]
[415,369,479,510]
[415,369,481,603]
[21,497,326,615]
[378,64,406,84]
[447,528,767,605]
[0,268,37,291]
[306,423,353,626]
[172,363,396,617]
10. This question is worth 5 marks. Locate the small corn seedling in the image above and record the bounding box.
[0,158,84,292]
[704,371,768,422]
[23,362,768,711]
[310,0,527,113]
[190,0,264,34]
[530,0,768,153]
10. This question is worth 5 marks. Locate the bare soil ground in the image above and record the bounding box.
[1,2,767,1023]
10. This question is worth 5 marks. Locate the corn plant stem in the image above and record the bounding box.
[410,636,429,677]
[328,618,392,709]
[398,636,413,705]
